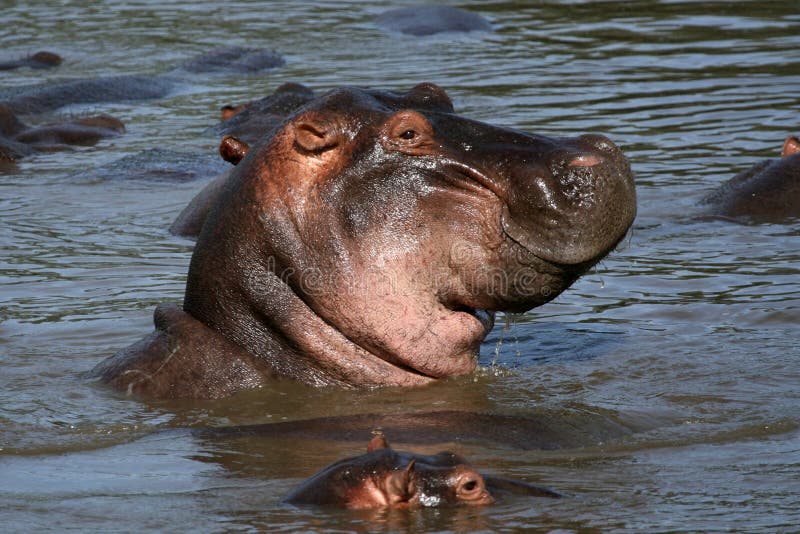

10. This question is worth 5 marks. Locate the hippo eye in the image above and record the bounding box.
[399,129,417,140]
[463,481,477,492]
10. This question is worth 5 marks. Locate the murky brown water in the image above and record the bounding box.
[1,1,799,532]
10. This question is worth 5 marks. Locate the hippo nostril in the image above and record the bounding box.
[567,154,602,167]
[459,476,483,497]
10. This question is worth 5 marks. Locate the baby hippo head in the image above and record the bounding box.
[285,434,494,509]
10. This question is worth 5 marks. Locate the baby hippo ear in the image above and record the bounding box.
[293,113,342,152]
[386,459,416,503]
[219,135,249,165]
[367,433,390,452]
[782,135,800,158]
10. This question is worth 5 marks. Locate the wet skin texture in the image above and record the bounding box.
[0,104,124,162]
[285,434,559,509]
[703,136,800,222]
[90,82,636,399]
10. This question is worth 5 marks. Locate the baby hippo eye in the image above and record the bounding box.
[399,129,417,140]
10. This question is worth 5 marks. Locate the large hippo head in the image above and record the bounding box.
[93,83,635,398]
[183,83,635,387]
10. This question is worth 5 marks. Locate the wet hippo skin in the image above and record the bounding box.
[90,82,636,398]
[285,433,559,509]
[169,169,233,236]
[703,136,800,222]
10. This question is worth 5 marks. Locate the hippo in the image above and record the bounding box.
[0,104,124,162]
[70,148,231,184]
[375,6,492,36]
[89,82,636,399]
[179,46,285,74]
[210,82,316,145]
[702,136,800,222]
[199,410,641,451]
[0,51,62,71]
[285,433,559,508]
[0,47,284,115]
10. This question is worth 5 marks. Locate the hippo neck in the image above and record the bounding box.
[182,237,434,388]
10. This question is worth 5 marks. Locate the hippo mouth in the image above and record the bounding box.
[373,304,497,381]
[452,305,496,341]
[462,307,496,332]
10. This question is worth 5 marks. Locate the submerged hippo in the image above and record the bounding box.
[285,433,559,508]
[0,51,62,71]
[211,82,316,145]
[0,104,124,162]
[703,135,800,222]
[0,47,284,115]
[70,148,231,184]
[375,6,492,36]
[90,82,636,398]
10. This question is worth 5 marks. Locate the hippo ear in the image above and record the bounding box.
[387,459,416,502]
[219,135,249,165]
[293,117,340,153]
[367,433,390,452]
[220,104,244,121]
[782,136,800,158]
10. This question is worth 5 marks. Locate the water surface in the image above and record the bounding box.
[1,1,799,532]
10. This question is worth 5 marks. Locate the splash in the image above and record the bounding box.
[491,312,523,368]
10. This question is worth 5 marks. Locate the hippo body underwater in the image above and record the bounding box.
[285,434,559,509]
[375,6,492,36]
[0,104,124,162]
[703,136,800,222]
[0,51,62,71]
[0,47,284,116]
[90,82,636,399]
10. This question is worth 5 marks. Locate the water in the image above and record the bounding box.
[1,1,799,531]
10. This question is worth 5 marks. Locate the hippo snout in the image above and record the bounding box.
[502,132,636,268]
